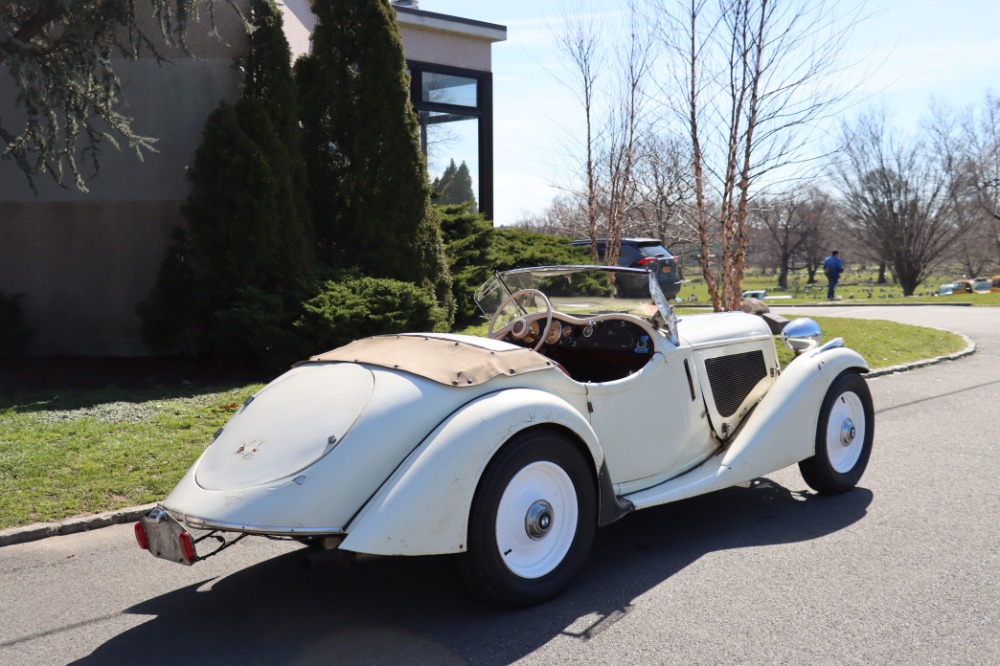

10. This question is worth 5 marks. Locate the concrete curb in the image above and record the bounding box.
[0,330,979,549]
[865,332,976,378]
[0,503,157,548]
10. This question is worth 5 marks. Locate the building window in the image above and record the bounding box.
[408,61,493,218]
[422,72,478,107]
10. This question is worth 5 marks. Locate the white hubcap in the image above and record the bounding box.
[495,461,577,579]
[826,391,866,473]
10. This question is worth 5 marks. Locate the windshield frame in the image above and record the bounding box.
[475,265,678,345]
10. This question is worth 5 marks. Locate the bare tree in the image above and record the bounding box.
[833,109,963,295]
[752,189,830,289]
[657,0,864,311]
[513,194,588,237]
[631,133,696,246]
[601,0,656,269]
[553,1,603,262]
[553,0,656,269]
[924,99,996,277]
[957,93,1000,271]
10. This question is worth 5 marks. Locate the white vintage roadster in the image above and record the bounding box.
[136,266,874,606]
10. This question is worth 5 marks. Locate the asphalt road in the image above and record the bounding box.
[1,306,997,665]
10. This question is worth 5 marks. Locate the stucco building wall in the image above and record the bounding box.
[0,2,503,357]
[0,10,246,356]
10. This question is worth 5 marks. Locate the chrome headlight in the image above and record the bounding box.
[781,317,823,354]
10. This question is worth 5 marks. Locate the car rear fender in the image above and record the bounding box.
[340,388,602,556]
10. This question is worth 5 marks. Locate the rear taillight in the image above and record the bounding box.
[178,531,196,563]
[134,522,149,550]
[635,257,658,267]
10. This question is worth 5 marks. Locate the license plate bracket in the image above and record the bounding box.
[140,508,196,565]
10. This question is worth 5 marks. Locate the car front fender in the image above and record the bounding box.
[340,388,601,557]
[720,342,869,478]
[626,342,870,511]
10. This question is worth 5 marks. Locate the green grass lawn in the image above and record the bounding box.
[770,316,967,368]
[0,315,969,531]
[678,270,1000,306]
[0,384,262,529]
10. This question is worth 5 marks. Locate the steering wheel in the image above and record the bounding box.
[488,288,554,353]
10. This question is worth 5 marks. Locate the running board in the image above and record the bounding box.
[622,453,749,510]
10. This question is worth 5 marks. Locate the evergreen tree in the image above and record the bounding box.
[140,100,311,361]
[241,0,312,265]
[139,0,312,365]
[242,0,297,142]
[295,0,453,326]
[433,159,476,209]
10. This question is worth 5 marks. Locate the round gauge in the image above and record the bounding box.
[527,320,541,341]
[545,320,562,345]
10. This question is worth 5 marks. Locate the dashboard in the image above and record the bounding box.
[494,312,659,382]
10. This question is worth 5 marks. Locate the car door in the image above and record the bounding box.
[585,349,716,489]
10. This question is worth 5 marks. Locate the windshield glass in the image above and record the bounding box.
[474,265,678,343]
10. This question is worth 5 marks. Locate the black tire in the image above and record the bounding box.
[615,280,639,299]
[459,428,597,606]
[799,370,875,494]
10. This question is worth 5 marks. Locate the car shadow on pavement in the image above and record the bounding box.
[72,479,872,666]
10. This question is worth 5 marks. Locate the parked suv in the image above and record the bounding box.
[571,237,683,298]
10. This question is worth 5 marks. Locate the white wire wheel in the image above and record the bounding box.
[460,429,597,606]
[494,461,579,579]
[800,371,875,494]
[824,390,867,474]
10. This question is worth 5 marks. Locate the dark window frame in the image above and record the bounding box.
[407,60,494,219]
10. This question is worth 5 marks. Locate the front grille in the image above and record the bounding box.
[704,351,767,417]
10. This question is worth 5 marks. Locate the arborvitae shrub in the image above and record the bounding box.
[139,99,311,364]
[295,0,453,328]
[139,0,311,367]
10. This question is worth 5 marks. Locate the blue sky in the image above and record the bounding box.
[420,1,1000,225]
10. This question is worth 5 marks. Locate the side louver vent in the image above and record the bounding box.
[704,351,767,417]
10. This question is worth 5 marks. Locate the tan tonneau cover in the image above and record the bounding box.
[308,334,556,386]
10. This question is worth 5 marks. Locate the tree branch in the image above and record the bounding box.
[0,7,60,66]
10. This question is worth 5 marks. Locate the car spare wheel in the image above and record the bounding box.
[460,428,597,606]
[799,370,875,494]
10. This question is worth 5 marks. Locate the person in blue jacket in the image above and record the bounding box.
[822,250,844,300]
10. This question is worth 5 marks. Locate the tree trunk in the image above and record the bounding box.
[777,251,790,289]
